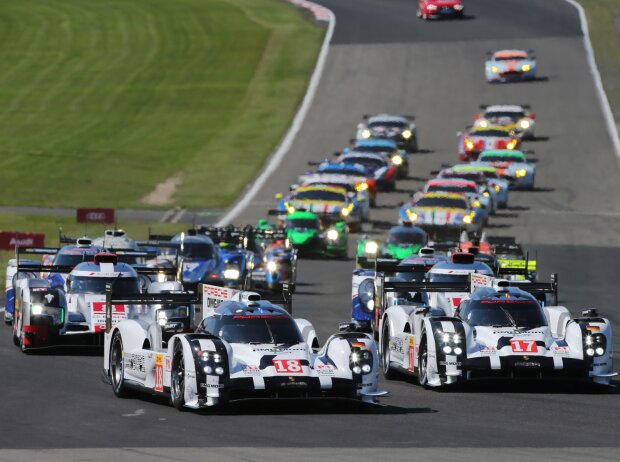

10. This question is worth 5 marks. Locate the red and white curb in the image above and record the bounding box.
[217,1,335,225]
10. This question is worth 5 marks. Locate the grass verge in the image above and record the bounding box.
[0,0,324,209]
[579,0,620,121]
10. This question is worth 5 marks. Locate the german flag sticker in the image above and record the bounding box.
[351,341,366,348]
[587,325,601,332]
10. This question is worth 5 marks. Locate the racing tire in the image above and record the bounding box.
[19,332,31,354]
[110,332,131,398]
[418,337,429,387]
[381,323,398,380]
[170,341,187,411]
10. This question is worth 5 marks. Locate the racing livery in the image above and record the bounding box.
[418,0,464,19]
[472,150,536,190]
[474,105,536,140]
[458,126,520,161]
[356,114,418,152]
[485,49,537,83]
[102,284,386,409]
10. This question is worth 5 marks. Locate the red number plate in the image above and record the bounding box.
[272,359,303,374]
[510,339,537,353]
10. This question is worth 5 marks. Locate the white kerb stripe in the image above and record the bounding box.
[216,2,336,226]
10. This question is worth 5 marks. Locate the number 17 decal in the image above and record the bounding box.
[510,339,537,353]
[273,359,303,374]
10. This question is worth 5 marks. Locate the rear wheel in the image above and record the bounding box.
[418,338,429,387]
[170,341,186,411]
[110,332,130,398]
[381,323,398,380]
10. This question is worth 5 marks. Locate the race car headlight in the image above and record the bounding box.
[453,347,463,355]
[327,229,339,240]
[199,351,227,375]
[156,272,167,283]
[406,210,418,222]
[402,129,412,139]
[223,268,241,280]
[472,200,482,208]
[521,64,531,72]
[454,4,464,10]
[287,206,296,214]
[506,139,518,150]
[515,169,527,178]
[215,367,225,375]
[358,278,375,313]
[478,120,489,128]
[31,304,43,316]
[519,119,531,129]
[584,333,606,357]
[341,207,350,217]
[464,138,474,151]
[483,191,490,197]
[495,185,501,192]
[266,260,278,272]
[391,154,403,165]
[350,348,373,375]
[443,346,452,354]
[364,241,379,254]
[355,182,368,192]
[362,129,371,139]
[491,66,499,73]
[462,214,473,224]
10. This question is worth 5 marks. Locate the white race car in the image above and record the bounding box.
[102,283,386,410]
[378,273,615,387]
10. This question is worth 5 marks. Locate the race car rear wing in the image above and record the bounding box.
[15,247,68,275]
[374,258,431,275]
[105,288,200,334]
[201,282,294,314]
[110,249,158,261]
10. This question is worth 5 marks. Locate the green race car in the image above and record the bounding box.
[284,211,348,258]
[356,225,428,268]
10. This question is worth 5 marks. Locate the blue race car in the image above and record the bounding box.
[347,138,409,179]
[485,49,536,83]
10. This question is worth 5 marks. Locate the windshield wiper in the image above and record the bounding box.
[498,306,517,328]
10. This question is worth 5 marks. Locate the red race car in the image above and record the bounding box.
[418,0,464,20]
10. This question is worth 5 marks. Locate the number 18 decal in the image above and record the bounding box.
[155,354,164,392]
[510,339,537,353]
[273,359,303,373]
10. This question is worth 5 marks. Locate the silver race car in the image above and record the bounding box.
[102,283,386,410]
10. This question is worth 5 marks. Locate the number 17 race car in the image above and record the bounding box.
[102,284,386,410]
[378,273,615,387]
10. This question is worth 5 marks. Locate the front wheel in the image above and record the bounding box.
[418,338,429,387]
[110,332,130,398]
[381,323,398,380]
[170,341,186,411]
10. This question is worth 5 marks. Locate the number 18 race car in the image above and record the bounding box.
[102,284,386,410]
[378,273,615,387]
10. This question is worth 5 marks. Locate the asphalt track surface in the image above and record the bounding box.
[1,0,620,458]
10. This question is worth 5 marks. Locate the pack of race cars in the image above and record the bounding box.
[2,45,616,412]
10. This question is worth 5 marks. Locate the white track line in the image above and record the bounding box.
[216,2,335,226]
[564,0,620,159]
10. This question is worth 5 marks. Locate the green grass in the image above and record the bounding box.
[0,0,324,209]
[0,213,186,283]
[579,0,620,120]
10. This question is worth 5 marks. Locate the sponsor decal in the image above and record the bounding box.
[390,336,404,354]
[154,354,164,392]
[551,346,569,356]
[200,383,224,389]
[0,232,45,250]
[165,357,171,373]
[91,302,126,332]
[440,360,462,366]
[125,353,146,373]
[594,362,607,367]
[479,345,497,355]
[242,365,261,376]
[202,284,239,308]
[510,339,537,353]
[315,364,336,376]
[273,359,303,374]
[76,208,115,224]
[408,336,415,372]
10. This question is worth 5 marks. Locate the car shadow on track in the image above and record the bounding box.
[20,346,102,356]
[433,379,619,395]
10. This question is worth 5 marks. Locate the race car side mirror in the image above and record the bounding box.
[456,131,463,137]
[415,306,430,315]
[530,113,536,119]
[581,308,599,318]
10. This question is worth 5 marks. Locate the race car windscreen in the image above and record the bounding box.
[485,111,524,121]
[207,315,303,345]
[286,218,320,229]
[178,242,214,259]
[341,156,386,168]
[387,229,427,245]
[69,276,140,296]
[480,154,525,163]
[427,184,477,194]
[368,121,407,129]
[294,190,346,202]
[428,273,470,283]
[458,299,547,329]
[472,129,511,137]
[54,252,96,267]
[354,146,395,154]
[414,197,468,209]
